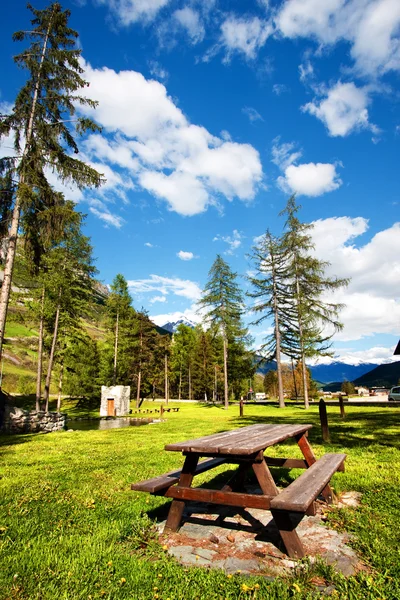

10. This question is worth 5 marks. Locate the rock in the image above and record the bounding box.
[193,547,216,561]
[224,557,261,574]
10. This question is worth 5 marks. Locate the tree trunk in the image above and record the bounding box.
[56,361,64,413]
[223,335,228,409]
[291,357,298,399]
[35,287,45,412]
[178,366,182,400]
[301,352,309,409]
[214,365,217,403]
[0,15,53,362]
[165,352,169,405]
[113,311,119,385]
[295,264,309,409]
[43,288,62,411]
[188,364,192,400]
[136,369,141,410]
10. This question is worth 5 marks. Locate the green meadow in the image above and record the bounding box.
[1,401,399,599]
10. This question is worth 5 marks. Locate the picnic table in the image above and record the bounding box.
[131,424,346,558]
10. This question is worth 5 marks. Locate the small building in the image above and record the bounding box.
[355,386,369,396]
[100,386,130,417]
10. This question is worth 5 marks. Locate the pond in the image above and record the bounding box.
[67,417,157,431]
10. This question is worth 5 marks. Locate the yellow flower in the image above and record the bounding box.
[162,545,168,550]
[292,583,301,593]
[254,583,260,590]
[158,573,163,578]
[107,561,113,566]
[241,583,251,592]
[120,577,126,584]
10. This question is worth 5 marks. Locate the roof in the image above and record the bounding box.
[394,340,400,356]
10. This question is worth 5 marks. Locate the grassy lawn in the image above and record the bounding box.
[1,402,399,599]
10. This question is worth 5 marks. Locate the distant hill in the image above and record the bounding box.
[255,359,380,384]
[309,362,379,384]
[353,362,400,388]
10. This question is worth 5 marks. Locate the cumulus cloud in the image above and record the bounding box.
[177,250,195,261]
[89,206,125,228]
[302,81,378,137]
[276,0,400,77]
[272,83,289,95]
[213,229,243,254]
[144,242,154,247]
[79,60,263,217]
[218,16,273,61]
[310,217,400,341]
[278,162,342,196]
[272,139,342,197]
[127,275,202,301]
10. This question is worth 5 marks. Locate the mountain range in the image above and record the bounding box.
[159,317,196,333]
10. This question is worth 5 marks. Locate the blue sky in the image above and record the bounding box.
[1,0,399,365]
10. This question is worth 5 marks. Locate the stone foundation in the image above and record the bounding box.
[1,405,67,434]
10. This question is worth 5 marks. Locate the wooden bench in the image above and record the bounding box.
[270,453,346,512]
[131,457,227,496]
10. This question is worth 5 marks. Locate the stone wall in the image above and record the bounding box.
[1,405,67,434]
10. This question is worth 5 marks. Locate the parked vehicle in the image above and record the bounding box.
[388,386,400,401]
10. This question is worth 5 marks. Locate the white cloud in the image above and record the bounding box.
[148,60,169,82]
[272,83,289,95]
[177,250,195,261]
[144,242,153,247]
[310,217,400,341]
[219,16,273,61]
[173,7,205,44]
[79,60,263,216]
[242,106,264,122]
[276,0,400,77]
[89,206,125,228]
[149,295,167,304]
[302,82,377,137]
[213,229,243,254]
[278,162,342,196]
[127,275,202,301]
[98,0,171,26]
[272,139,342,197]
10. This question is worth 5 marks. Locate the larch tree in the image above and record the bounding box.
[248,230,291,408]
[0,2,104,363]
[281,196,349,409]
[199,255,246,409]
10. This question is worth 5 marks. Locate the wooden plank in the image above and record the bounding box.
[166,485,273,510]
[270,453,347,512]
[165,424,313,456]
[131,456,226,493]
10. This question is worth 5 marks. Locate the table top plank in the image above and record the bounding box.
[165,424,313,455]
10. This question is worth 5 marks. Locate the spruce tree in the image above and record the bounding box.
[199,255,247,409]
[0,2,104,362]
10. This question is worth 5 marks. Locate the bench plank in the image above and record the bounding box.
[270,453,346,512]
[131,457,227,494]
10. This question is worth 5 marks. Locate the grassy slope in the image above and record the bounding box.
[1,402,400,599]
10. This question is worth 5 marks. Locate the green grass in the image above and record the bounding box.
[1,402,400,599]
[4,322,38,338]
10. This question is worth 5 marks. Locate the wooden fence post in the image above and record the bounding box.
[160,405,164,418]
[339,395,345,419]
[239,398,244,417]
[319,398,331,443]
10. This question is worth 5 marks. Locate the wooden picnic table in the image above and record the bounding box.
[132,423,346,558]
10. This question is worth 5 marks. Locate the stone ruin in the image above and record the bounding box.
[100,385,130,417]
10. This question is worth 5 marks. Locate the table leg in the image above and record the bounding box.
[270,510,305,559]
[252,455,279,496]
[296,433,335,504]
[164,453,199,532]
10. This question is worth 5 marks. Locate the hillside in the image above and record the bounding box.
[353,361,400,388]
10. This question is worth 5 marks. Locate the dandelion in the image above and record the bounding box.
[120,577,126,584]
[241,583,251,592]
[158,573,163,578]
[162,545,168,550]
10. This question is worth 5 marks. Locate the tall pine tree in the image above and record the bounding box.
[0,2,104,362]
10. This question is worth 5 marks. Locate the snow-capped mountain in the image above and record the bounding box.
[160,317,196,333]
